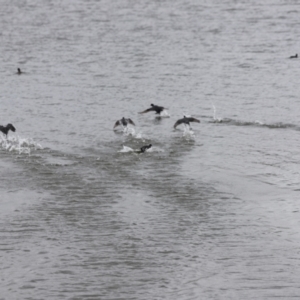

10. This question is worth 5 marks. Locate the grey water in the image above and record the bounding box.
[1,0,300,299]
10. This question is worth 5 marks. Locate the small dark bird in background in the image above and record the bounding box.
[289,54,298,59]
[139,104,166,115]
[140,144,152,153]
[17,68,22,74]
[173,116,200,129]
[113,117,135,129]
[0,124,16,137]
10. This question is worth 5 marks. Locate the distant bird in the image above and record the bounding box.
[17,68,22,74]
[173,116,200,129]
[114,117,135,129]
[139,144,152,153]
[289,54,298,59]
[139,104,166,115]
[0,124,16,137]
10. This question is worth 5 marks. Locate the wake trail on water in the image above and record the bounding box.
[210,104,300,130]
[216,118,299,130]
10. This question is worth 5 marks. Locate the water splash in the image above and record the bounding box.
[122,126,136,136]
[255,120,264,125]
[122,126,146,140]
[211,104,223,123]
[0,135,43,155]
[159,110,170,118]
[182,124,195,140]
[119,145,134,153]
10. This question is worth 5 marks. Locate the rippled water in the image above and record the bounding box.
[1,0,300,299]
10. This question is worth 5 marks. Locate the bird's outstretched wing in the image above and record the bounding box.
[113,120,121,129]
[128,118,135,126]
[173,118,184,129]
[187,117,200,123]
[139,107,154,114]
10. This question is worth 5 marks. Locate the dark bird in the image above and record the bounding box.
[139,144,152,153]
[0,124,16,137]
[289,54,298,59]
[139,104,166,115]
[173,116,200,129]
[114,117,135,129]
[17,68,22,74]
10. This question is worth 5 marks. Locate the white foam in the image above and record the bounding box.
[0,135,43,155]
[147,146,164,153]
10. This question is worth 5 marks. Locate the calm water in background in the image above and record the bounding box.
[1,0,300,299]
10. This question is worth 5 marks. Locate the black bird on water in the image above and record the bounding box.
[173,116,200,129]
[139,144,152,153]
[17,68,22,74]
[0,124,16,137]
[139,104,166,115]
[113,117,135,129]
[289,54,298,59]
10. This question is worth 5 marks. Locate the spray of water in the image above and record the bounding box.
[211,104,222,122]
[159,110,170,118]
[119,145,134,153]
[122,126,136,136]
[0,135,43,155]
[122,126,146,140]
[182,124,195,140]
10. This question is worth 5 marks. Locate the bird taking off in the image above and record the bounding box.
[139,104,166,115]
[114,117,135,129]
[173,116,200,129]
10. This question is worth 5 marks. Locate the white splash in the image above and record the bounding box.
[119,145,134,153]
[122,126,146,140]
[122,126,136,136]
[159,110,170,117]
[255,120,264,125]
[182,124,195,140]
[0,135,43,155]
[212,104,223,123]
[147,146,164,153]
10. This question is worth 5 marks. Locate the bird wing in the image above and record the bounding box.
[139,107,154,114]
[188,117,200,123]
[173,118,184,129]
[113,120,120,129]
[128,118,135,126]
